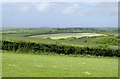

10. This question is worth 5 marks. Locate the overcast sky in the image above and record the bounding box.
[2,2,118,28]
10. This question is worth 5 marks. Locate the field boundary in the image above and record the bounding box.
[2,40,119,57]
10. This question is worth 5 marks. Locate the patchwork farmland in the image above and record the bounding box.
[1,27,119,77]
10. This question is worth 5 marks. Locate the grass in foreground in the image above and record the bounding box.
[2,51,118,77]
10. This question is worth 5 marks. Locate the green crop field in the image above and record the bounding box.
[2,51,118,77]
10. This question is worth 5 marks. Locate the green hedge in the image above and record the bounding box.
[2,40,119,57]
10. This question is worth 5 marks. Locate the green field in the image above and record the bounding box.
[2,51,118,77]
[2,34,99,47]
[2,28,118,46]
[2,27,119,77]
[30,33,106,39]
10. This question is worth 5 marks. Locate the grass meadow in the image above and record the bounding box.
[2,34,98,47]
[2,28,119,77]
[2,51,118,77]
[2,1,119,77]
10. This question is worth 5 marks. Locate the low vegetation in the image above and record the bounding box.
[2,51,118,77]
[2,27,119,77]
[92,36,119,45]
[2,28,117,36]
[2,40,119,57]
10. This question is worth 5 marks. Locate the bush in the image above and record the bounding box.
[92,36,119,45]
[46,37,51,39]
[2,40,119,57]
[65,37,77,41]
[84,40,87,42]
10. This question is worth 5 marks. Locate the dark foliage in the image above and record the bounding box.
[2,40,119,57]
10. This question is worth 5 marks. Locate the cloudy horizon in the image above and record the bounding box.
[2,2,118,28]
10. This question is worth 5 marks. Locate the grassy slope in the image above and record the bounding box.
[2,51,118,77]
[92,36,118,45]
[2,34,96,46]
[2,28,118,47]
[3,34,118,50]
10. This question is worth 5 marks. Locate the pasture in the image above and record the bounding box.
[1,27,119,77]
[2,34,98,47]
[29,33,106,39]
[2,51,118,77]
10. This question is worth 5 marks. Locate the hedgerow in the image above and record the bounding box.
[2,40,119,57]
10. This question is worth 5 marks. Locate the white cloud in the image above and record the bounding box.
[62,2,118,16]
[36,2,50,13]
[92,3,118,16]
[62,4,79,14]
[62,3,88,16]
[2,2,118,16]
[16,5,29,12]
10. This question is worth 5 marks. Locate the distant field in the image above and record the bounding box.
[30,33,107,39]
[2,51,118,77]
[2,34,100,47]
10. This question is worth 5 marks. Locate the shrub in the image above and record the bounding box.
[65,37,77,41]
[92,36,119,45]
[84,40,87,42]
[46,37,51,39]
[2,40,119,57]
